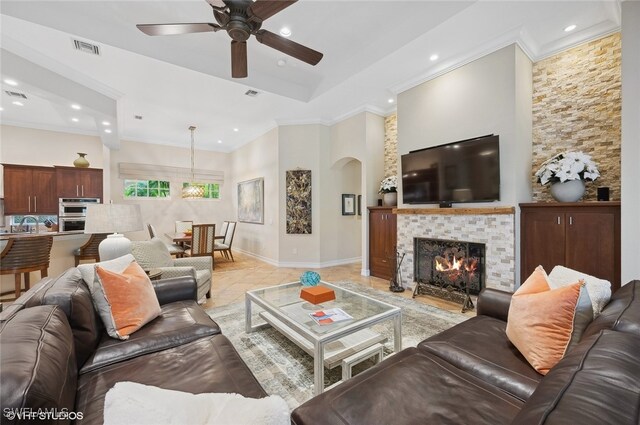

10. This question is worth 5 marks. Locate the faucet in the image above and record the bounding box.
[18,215,39,233]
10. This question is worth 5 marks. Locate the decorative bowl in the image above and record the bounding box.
[300,271,320,286]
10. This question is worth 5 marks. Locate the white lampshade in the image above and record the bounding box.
[85,204,143,261]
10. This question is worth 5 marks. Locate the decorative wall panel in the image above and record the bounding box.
[286,170,312,234]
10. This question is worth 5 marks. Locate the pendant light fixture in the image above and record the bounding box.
[182,125,205,199]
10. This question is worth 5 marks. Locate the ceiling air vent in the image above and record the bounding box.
[4,91,27,99]
[73,39,101,56]
[244,89,260,97]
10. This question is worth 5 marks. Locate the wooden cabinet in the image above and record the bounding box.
[55,166,103,199]
[3,165,57,214]
[369,207,397,280]
[520,202,621,291]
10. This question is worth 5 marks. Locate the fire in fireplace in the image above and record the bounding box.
[413,238,486,311]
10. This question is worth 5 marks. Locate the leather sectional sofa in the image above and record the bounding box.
[0,267,265,424]
[292,280,640,425]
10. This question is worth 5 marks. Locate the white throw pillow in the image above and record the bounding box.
[77,254,136,290]
[130,238,173,269]
[548,265,611,318]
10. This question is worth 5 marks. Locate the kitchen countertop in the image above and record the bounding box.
[0,230,86,241]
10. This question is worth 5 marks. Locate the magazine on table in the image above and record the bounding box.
[309,308,353,325]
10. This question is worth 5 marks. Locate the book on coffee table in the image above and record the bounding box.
[309,308,353,325]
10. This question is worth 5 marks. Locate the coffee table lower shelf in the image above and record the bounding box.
[258,311,387,370]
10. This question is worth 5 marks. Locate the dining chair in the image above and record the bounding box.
[175,220,193,233]
[73,233,108,266]
[1,236,53,299]
[218,221,229,239]
[148,223,185,258]
[185,224,216,268]
[214,221,236,262]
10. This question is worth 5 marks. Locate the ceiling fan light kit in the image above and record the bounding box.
[136,0,323,78]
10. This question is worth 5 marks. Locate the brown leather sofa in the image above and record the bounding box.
[0,267,265,424]
[292,280,640,425]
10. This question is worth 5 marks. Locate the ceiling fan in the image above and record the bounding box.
[136,0,323,78]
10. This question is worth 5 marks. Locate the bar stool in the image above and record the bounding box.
[0,236,54,299]
[73,233,108,266]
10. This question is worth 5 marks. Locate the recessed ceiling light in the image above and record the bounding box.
[233,128,239,132]
[388,98,394,104]
[217,140,222,144]
[564,24,577,32]
[3,79,18,86]
[279,27,291,37]
[104,129,112,134]
[71,117,79,122]
[102,120,111,126]
[71,104,82,110]
[277,58,287,67]
[12,101,23,106]
[430,54,439,61]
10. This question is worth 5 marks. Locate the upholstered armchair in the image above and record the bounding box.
[130,238,211,302]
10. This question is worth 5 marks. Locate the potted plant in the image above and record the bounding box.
[534,151,600,202]
[379,175,398,206]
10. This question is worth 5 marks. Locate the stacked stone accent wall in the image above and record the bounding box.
[384,113,398,178]
[532,33,621,201]
[397,213,515,292]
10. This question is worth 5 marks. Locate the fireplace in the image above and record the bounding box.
[413,237,486,311]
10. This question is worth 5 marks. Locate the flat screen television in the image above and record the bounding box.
[401,134,500,204]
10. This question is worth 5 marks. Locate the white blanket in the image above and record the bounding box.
[104,382,289,425]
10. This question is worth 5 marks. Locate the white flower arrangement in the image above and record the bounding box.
[535,151,600,186]
[379,175,398,194]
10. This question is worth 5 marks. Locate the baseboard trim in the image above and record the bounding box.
[233,249,361,269]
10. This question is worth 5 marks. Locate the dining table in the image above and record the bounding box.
[165,232,225,247]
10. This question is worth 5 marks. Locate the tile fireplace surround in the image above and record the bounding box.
[395,207,515,292]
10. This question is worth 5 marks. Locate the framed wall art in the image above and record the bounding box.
[342,194,356,216]
[286,169,312,234]
[237,177,264,224]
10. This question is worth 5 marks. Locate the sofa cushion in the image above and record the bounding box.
[506,266,591,375]
[418,315,542,401]
[22,267,102,368]
[93,262,162,340]
[291,348,524,425]
[76,334,266,424]
[583,280,640,339]
[80,300,221,374]
[0,306,77,422]
[511,330,640,425]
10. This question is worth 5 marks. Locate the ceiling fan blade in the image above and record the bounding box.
[205,0,226,11]
[255,30,323,66]
[248,0,297,23]
[136,23,221,36]
[231,40,248,78]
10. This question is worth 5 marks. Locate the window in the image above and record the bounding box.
[124,179,170,198]
[182,182,221,199]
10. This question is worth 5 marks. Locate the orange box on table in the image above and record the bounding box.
[300,286,336,304]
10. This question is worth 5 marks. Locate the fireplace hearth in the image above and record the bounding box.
[412,237,486,312]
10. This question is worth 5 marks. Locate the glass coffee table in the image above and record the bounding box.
[245,281,402,395]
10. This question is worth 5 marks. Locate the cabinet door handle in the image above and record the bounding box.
[81,185,84,196]
[557,216,560,225]
[76,185,79,196]
[569,216,573,225]
[34,196,37,212]
[28,196,31,212]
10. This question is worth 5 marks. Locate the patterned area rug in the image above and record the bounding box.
[206,281,467,410]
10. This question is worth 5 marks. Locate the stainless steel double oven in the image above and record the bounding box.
[58,198,100,232]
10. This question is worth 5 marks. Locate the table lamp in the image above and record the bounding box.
[84,203,143,261]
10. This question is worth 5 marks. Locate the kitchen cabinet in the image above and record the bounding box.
[520,202,621,291]
[369,207,397,280]
[55,166,103,199]
[2,164,57,215]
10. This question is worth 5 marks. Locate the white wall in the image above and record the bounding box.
[230,128,280,263]
[109,139,235,243]
[621,2,640,284]
[397,44,532,208]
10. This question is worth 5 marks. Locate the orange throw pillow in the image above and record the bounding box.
[96,262,161,340]
[506,266,589,375]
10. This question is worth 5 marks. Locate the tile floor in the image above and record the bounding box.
[204,251,476,317]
